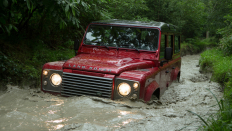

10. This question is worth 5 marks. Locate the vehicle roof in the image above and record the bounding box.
[91,19,180,33]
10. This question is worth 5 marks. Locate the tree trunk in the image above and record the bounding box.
[206,31,209,38]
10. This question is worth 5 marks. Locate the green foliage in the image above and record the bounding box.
[195,38,217,48]
[181,42,200,55]
[204,0,232,36]
[105,0,148,20]
[199,49,232,83]
[217,24,232,55]
[199,49,232,130]
[0,0,107,38]
[0,41,74,84]
[144,0,207,39]
[225,78,232,102]
[180,38,217,56]
[0,53,23,83]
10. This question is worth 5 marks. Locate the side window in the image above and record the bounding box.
[168,35,173,48]
[174,36,180,53]
[160,34,166,59]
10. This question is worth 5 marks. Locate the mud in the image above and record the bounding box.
[0,55,223,131]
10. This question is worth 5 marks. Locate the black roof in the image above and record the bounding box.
[91,19,180,33]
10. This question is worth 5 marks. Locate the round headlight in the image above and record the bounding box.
[50,73,62,86]
[118,83,131,96]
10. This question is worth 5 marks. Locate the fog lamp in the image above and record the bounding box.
[43,70,48,76]
[50,73,62,86]
[118,83,131,96]
[43,81,47,85]
[133,83,139,89]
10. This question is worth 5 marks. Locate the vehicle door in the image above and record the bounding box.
[170,35,181,82]
[159,34,172,95]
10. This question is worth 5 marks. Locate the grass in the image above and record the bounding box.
[186,88,232,131]
[200,49,232,84]
[195,48,232,130]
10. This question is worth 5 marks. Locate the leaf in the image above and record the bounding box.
[187,110,209,127]
[206,88,224,112]
[12,25,18,32]
[11,12,14,17]
[0,17,6,24]
[5,26,10,35]
[72,7,75,16]
[26,0,31,9]
[8,24,12,31]
[12,0,17,3]
[60,18,67,29]
[81,1,88,9]
[76,0,80,4]
[3,0,8,7]
[65,4,69,13]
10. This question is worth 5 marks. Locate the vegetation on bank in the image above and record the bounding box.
[0,41,74,86]
[180,37,217,56]
[198,48,232,130]
[198,15,232,129]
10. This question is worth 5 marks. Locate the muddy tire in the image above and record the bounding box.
[147,95,159,105]
[151,95,159,100]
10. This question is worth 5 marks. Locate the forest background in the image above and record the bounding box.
[0,0,232,130]
[0,0,231,84]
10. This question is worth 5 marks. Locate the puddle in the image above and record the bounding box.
[0,55,223,131]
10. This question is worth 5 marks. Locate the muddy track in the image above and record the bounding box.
[0,55,223,131]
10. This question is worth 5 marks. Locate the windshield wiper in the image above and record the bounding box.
[101,45,109,50]
[87,40,109,50]
[120,44,140,53]
[132,48,140,53]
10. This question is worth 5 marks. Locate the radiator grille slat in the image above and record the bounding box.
[62,78,112,87]
[61,72,113,98]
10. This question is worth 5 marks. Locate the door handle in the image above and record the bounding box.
[172,67,175,69]
[165,71,169,73]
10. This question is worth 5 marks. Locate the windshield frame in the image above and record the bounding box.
[83,24,161,52]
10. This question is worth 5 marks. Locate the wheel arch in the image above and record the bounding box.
[144,81,159,102]
[152,88,160,100]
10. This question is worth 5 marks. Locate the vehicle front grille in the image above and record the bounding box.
[61,72,113,98]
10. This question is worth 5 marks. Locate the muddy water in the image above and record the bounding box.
[0,55,223,131]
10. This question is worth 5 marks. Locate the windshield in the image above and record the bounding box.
[84,24,159,51]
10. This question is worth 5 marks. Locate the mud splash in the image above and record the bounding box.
[0,55,223,131]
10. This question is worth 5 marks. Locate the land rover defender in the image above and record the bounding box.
[41,19,181,102]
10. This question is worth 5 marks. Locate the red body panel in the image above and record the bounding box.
[63,53,156,74]
[43,61,65,71]
[144,81,159,101]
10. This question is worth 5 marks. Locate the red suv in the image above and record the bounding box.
[41,19,181,102]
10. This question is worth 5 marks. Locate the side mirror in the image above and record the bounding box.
[74,39,80,50]
[165,47,173,60]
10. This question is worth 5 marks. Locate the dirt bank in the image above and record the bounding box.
[0,54,223,131]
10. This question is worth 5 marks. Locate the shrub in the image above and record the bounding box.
[217,23,232,55]
[200,49,232,83]
[0,41,74,86]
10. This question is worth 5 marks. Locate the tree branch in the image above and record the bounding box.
[18,6,39,32]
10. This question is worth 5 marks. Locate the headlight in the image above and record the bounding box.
[50,73,62,86]
[43,70,48,76]
[133,82,139,89]
[118,83,131,96]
